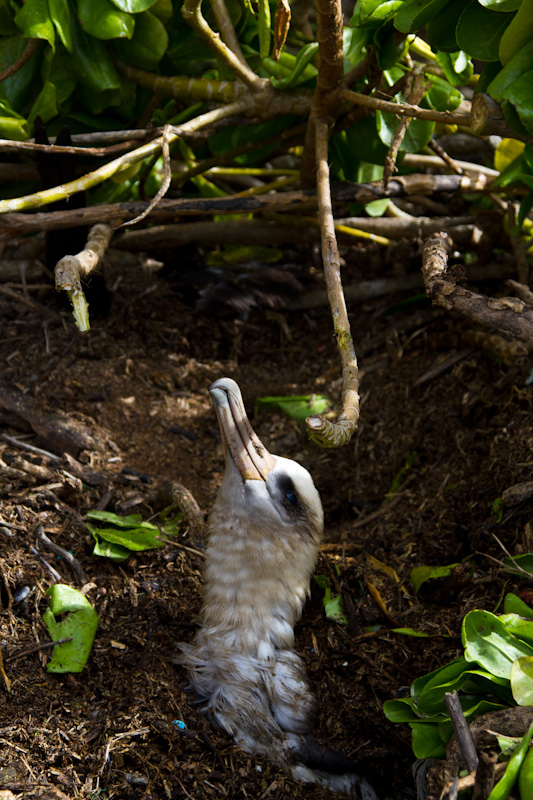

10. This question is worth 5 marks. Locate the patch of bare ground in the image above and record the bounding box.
[0,243,531,799]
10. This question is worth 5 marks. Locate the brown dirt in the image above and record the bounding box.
[0,241,532,800]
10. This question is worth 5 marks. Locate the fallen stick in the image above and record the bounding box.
[422,234,533,348]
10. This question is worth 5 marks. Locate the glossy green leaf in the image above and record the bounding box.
[393,0,448,33]
[383,698,420,723]
[392,627,430,637]
[503,553,533,574]
[500,69,533,132]
[411,657,470,701]
[410,563,459,594]
[488,39,533,101]
[112,10,168,68]
[69,15,121,91]
[500,613,533,646]
[462,609,533,679]
[0,113,29,139]
[48,0,73,52]
[269,42,318,88]
[43,584,98,673]
[0,0,19,35]
[28,80,57,125]
[479,0,521,9]
[256,394,331,422]
[87,521,164,551]
[41,46,77,107]
[426,75,463,112]
[0,33,41,110]
[91,534,130,562]
[434,51,473,86]
[410,721,446,759]
[324,594,349,625]
[77,0,135,39]
[504,593,533,618]
[109,0,158,11]
[343,25,368,66]
[426,0,463,52]
[456,2,514,61]
[511,656,533,704]
[15,0,55,48]
[376,109,434,153]
[87,510,146,527]
[360,0,402,24]
[151,0,173,24]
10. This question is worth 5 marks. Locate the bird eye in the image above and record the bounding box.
[286,490,297,507]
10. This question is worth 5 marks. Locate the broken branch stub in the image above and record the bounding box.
[55,223,114,332]
[422,233,533,349]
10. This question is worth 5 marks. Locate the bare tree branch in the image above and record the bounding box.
[306,120,360,447]
[422,233,533,348]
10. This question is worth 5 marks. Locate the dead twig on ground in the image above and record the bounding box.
[34,525,86,586]
[6,637,73,663]
[422,234,533,348]
[55,223,114,331]
[444,691,479,773]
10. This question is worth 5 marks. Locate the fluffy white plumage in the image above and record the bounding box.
[178,379,375,798]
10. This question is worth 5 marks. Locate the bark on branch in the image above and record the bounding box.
[422,233,533,349]
[306,120,360,447]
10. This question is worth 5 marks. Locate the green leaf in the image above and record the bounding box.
[479,0,521,10]
[426,75,463,112]
[500,69,533,132]
[383,697,427,722]
[410,563,460,594]
[0,0,19,35]
[41,46,77,107]
[434,51,473,86]
[87,510,145,527]
[0,113,29,139]
[108,0,158,10]
[410,721,446,759]
[43,584,98,673]
[500,613,533,646]
[68,14,121,91]
[426,0,463,52]
[257,0,270,59]
[394,0,448,32]
[504,593,533,618]
[28,79,57,125]
[77,0,135,39]
[0,33,41,111]
[87,521,164,551]
[511,656,533,704]
[391,627,431,637]
[112,10,168,69]
[360,0,402,24]
[456,2,514,61]
[14,0,55,49]
[462,609,533,679]
[488,39,533,101]
[269,42,318,89]
[324,593,349,625]
[376,109,434,152]
[91,534,130,562]
[48,0,73,52]
[504,553,533,575]
[256,394,331,422]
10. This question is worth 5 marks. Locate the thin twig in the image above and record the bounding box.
[0,38,39,82]
[34,525,86,586]
[181,0,265,92]
[382,68,428,190]
[1,434,61,462]
[30,546,62,581]
[428,138,464,175]
[210,0,249,66]
[306,119,359,447]
[119,126,172,228]
[6,637,73,663]
[0,100,250,215]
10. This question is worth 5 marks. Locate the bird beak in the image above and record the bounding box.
[210,378,276,482]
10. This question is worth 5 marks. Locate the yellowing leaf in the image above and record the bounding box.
[495,137,525,172]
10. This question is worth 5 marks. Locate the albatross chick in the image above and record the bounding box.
[179,378,375,797]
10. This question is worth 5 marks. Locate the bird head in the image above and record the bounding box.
[209,378,323,543]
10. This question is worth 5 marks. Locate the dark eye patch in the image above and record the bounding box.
[276,474,301,513]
